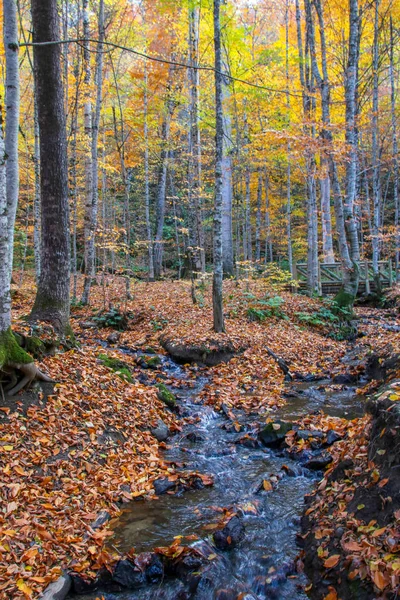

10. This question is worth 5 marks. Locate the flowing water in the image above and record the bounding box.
[72,352,364,600]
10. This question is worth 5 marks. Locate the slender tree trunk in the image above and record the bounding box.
[371,0,381,279]
[0,107,12,335]
[153,114,171,279]
[255,175,262,262]
[188,2,205,276]
[320,160,335,262]
[344,0,361,262]
[143,55,154,281]
[285,0,293,274]
[221,56,234,277]
[390,16,399,279]
[30,0,71,334]
[81,0,104,303]
[213,0,225,333]
[3,0,20,282]
[264,169,272,262]
[33,100,41,281]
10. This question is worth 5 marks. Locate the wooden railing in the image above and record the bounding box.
[294,260,394,294]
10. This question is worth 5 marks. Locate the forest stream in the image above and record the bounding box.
[71,349,365,600]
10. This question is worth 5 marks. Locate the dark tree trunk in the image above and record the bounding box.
[30,0,71,334]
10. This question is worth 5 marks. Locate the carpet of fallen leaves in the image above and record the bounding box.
[1,275,399,599]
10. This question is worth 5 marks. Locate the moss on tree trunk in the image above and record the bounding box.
[0,328,33,369]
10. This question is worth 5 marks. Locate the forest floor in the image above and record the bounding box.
[0,276,399,599]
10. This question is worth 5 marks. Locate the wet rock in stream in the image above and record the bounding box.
[213,515,245,550]
[258,420,293,447]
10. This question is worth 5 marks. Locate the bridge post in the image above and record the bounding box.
[388,259,393,287]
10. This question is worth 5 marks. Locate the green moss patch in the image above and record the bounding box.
[0,328,33,369]
[156,383,176,409]
[98,353,133,383]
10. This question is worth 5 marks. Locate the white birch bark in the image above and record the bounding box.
[3,0,20,282]
[0,108,12,334]
[371,0,381,277]
[213,0,225,332]
[390,16,399,278]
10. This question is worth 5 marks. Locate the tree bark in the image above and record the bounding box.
[221,53,234,277]
[213,0,225,333]
[390,16,399,279]
[3,0,20,282]
[0,108,11,335]
[187,2,205,277]
[81,0,104,304]
[30,0,71,334]
[371,0,381,279]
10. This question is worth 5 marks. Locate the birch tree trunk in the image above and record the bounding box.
[33,100,41,281]
[153,103,173,279]
[81,0,104,303]
[320,160,335,263]
[213,0,225,333]
[0,108,12,336]
[3,0,20,282]
[371,0,381,280]
[344,0,361,262]
[390,16,399,279]
[30,0,71,334]
[221,54,234,277]
[187,2,205,277]
[142,3,155,281]
[295,0,319,294]
[255,174,262,262]
[285,0,293,274]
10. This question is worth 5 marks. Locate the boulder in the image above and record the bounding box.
[213,515,245,550]
[258,420,293,447]
[39,575,71,600]
[112,559,145,589]
[304,452,333,470]
[153,478,176,495]
[150,419,170,442]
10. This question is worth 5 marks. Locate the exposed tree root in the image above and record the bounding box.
[2,362,54,396]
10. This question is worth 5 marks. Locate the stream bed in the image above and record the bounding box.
[72,352,364,600]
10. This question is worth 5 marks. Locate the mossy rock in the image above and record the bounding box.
[98,353,133,383]
[143,356,161,369]
[156,383,176,409]
[258,420,293,447]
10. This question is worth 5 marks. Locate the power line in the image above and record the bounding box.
[20,37,306,99]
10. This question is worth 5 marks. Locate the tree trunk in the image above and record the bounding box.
[153,113,171,279]
[3,0,20,282]
[221,56,234,277]
[213,0,225,333]
[187,2,205,277]
[255,175,262,262]
[81,0,103,304]
[371,0,381,279]
[285,0,293,275]
[33,99,41,281]
[0,108,11,335]
[320,160,335,263]
[30,0,71,334]
[390,16,399,279]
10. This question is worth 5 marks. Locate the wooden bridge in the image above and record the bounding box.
[294,260,395,295]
